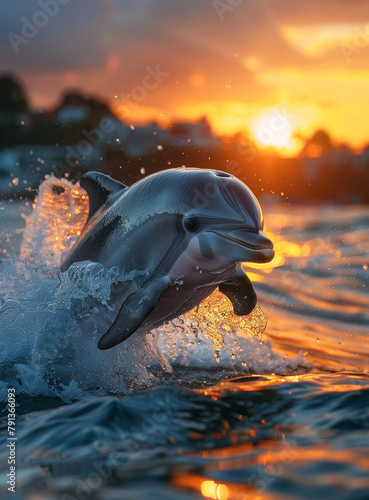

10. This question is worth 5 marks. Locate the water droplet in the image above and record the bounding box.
[242,361,247,367]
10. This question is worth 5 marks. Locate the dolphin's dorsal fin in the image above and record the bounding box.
[80,172,127,219]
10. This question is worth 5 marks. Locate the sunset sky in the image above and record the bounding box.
[2,0,369,154]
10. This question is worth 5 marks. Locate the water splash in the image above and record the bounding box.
[185,292,267,350]
[20,175,89,267]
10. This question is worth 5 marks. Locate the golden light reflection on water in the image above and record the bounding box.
[170,398,369,500]
[247,221,311,275]
[201,480,229,500]
[171,471,286,500]
[172,474,250,500]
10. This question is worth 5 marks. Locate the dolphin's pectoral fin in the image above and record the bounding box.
[80,172,128,220]
[98,276,171,350]
[219,269,257,316]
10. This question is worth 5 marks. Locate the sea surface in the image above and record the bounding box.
[0,178,368,500]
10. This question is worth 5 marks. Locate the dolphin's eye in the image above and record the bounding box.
[184,218,199,232]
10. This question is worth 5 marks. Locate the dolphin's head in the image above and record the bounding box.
[181,170,274,270]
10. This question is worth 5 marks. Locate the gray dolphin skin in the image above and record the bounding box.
[60,168,274,350]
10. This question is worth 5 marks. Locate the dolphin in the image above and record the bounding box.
[60,168,274,349]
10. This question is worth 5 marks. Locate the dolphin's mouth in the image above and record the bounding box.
[210,229,274,262]
[213,232,270,250]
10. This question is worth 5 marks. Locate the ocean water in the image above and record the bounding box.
[0,178,368,500]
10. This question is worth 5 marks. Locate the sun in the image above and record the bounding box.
[250,109,294,151]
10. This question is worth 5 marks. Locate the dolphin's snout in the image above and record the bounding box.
[210,227,275,263]
[228,229,273,250]
[227,229,274,263]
